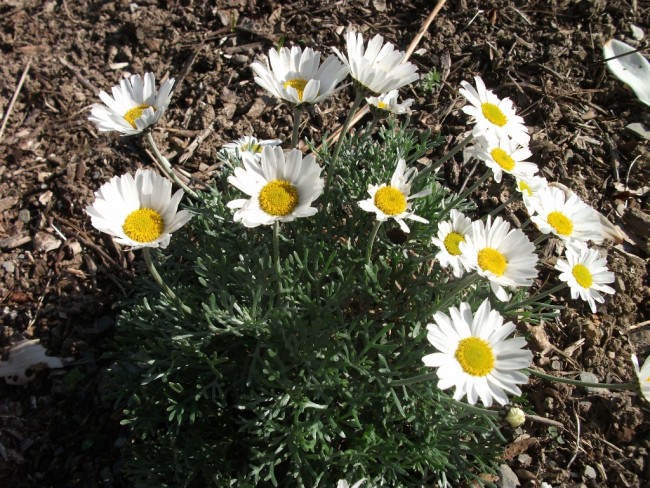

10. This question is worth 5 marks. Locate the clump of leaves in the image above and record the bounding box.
[109,120,503,487]
[419,68,443,96]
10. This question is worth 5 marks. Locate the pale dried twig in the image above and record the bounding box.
[0,58,32,143]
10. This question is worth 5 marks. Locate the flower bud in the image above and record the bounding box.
[505,407,526,428]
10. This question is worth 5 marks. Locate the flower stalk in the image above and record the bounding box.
[366,221,382,264]
[526,368,637,391]
[145,130,199,200]
[437,170,491,222]
[273,220,282,293]
[417,133,474,182]
[291,104,304,149]
[433,273,480,314]
[325,89,367,190]
[504,282,567,313]
[142,247,192,315]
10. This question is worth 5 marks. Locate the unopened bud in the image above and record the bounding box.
[505,407,526,428]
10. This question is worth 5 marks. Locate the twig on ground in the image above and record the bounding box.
[625,319,650,332]
[173,42,206,96]
[0,58,32,143]
[524,413,564,428]
[177,122,215,168]
[59,56,98,94]
[566,412,581,469]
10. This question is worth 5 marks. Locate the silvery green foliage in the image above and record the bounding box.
[109,121,503,487]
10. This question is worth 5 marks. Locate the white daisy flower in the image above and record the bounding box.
[631,355,650,403]
[460,216,538,302]
[555,241,615,313]
[529,186,604,244]
[333,31,419,95]
[423,299,533,407]
[227,146,324,227]
[431,210,473,278]
[251,46,349,105]
[222,136,282,162]
[471,135,537,183]
[88,73,175,135]
[459,76,529,146]
[85,169,191,249]
[514,174,548,214]
[358,158,431,233]
[366,89,413,114]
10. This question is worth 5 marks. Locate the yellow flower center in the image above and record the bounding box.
[455,336,495,377]
[443,232,465,256]
[374,186,407,216]
[122,208,165,243]
[477,248,508,277]
[547,211,573,236]
[258,179,299,217]
[124,104,154,129]
[283,78,309,101]
[377,101,389,110]
[572,264,593,289]
[481,102,507,127]
[241,141,263,154]
[490,148,515,171]
[518,180,533,196]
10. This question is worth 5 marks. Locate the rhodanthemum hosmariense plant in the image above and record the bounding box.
[87,32,639,488]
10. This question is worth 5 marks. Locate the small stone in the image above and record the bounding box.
[69,241,82,255]
[517,453,532,466]
[38,191,53,206]
[499,464,520,488]
[2,261,15,274]
[580,371,602,393]
[583,465,597,480]
[0,235,31,250]
[37,172,52,183]
[18,209,30,223]
[33,231,62,253]
[232,54,249,65]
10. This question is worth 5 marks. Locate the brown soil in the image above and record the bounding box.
[0,0,649,486]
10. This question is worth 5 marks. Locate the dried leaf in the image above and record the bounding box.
[603,39,650,106]
[503,436,538,461]
[0,339,69,385]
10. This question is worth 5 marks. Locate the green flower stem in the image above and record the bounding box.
[526,368,637,391]
[391,374,499,417]
[390,372,438,386]
[142,247,192,315]
[437,170,491,222]
[364,115,380,138]
[533,233,550,246]
[325,89,367,190]
[273,221,282,293]
[440,396,500,417]
[291,104,304,149]
[488,193,517,218]
[366,220,382,265]
[434,272,481,313]
[503,282,567,313]
[417,132,475,182]
[145,130,199,200]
